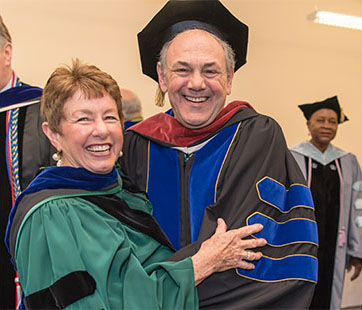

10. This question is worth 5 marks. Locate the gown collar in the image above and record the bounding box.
[5,166,120,252]
[128,101,254,147]
[290,141,348,166]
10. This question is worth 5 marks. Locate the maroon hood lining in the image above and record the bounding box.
[128,101,253,147]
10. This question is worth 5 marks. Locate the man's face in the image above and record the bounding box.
[157,29,233,129]
[0,41,12,90]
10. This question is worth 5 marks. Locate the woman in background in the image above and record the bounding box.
[290,96,362,310]
[5,59,266,309]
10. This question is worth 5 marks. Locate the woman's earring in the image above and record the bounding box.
[119,151,123,158]
[52,151,62,166]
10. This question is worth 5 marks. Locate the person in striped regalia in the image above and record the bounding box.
[0,14,55,310]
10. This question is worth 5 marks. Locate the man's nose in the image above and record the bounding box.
[187,71,206,90]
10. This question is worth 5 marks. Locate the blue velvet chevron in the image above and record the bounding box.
[240,176,318,282]
[257,177,314,212]
[237,255,318,282]
[248,212,318,246]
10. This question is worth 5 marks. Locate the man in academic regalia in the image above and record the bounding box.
[0,15,54,309]
[290,96,362,310]
[121,1,318,308]
[120,88,144,130]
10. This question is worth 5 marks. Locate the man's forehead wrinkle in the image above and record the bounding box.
[171,60,218,67]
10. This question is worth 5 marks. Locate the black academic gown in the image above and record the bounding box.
[308,158,340,309]
[121,101,318,309]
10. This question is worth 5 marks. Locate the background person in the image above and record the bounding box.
[5,59,266,309]
[120,0,318,308]
[290,96,362,310]
[120,88,143,130]
[0,14,54,309]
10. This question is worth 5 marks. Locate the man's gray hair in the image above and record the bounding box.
[0,15,12,47]
[122,93,142,121]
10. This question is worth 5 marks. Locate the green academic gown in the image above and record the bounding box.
[6,166,198,309]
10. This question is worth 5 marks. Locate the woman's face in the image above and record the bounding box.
[307,108,338,148]
[44,90,123,174]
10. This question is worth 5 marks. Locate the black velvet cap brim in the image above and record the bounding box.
[298,96,349,123]
[137,0,248,82]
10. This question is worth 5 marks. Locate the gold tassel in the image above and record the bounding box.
[155,86,165,107]
[340,108,345,123]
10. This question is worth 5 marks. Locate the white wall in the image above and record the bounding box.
[2,0,361,161]
[2,0,361,158]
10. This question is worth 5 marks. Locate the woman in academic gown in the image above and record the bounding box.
[290,96,362,310]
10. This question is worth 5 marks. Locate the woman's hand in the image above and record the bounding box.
[191,218,267,286]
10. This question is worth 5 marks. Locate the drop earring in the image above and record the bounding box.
[52,151,62,167]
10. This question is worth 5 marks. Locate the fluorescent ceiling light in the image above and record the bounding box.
[308,10,362,31]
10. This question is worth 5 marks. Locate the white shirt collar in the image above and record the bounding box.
[0,71,16,93]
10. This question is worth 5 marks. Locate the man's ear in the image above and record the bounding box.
[3,42,12,66]
[226,71,234,95]
[42,122,61,151]
[157,62,168,93]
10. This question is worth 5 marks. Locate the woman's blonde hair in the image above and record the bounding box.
[41,59,123,133]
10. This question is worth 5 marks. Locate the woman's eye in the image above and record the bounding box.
[105,115,118,121]
[104,114,121,122]
[77,117,89,122]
